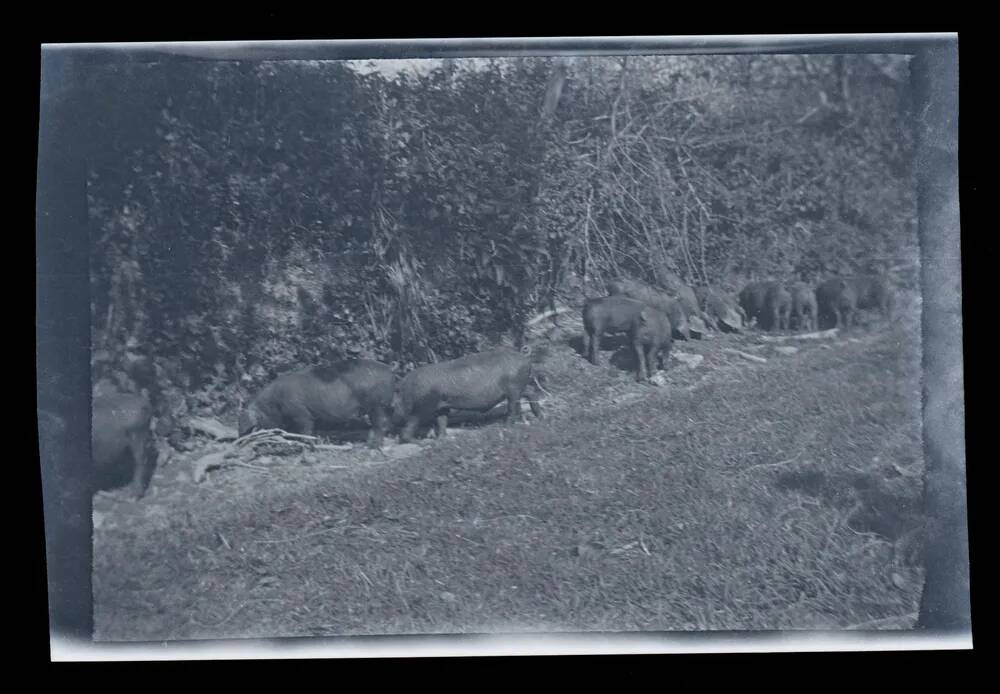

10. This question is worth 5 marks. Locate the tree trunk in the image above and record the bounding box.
[912,40,970,633]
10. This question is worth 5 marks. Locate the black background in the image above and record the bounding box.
[23,13,981,671]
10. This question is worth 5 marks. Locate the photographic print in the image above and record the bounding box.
[36,35,968,657]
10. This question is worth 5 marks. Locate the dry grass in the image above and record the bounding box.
[93,302,925,640]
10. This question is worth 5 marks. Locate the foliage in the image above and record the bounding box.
[84,54,917,414]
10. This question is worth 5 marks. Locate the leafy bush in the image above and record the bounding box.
[85,55,918,416]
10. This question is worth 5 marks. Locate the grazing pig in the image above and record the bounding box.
[583,295,646,366]
[764,283,793,331]
[92,381,156,500]
[695,285,745,333]
[739,281,770,329]
[659,271,702,318]
[393,349,543,443]
[790,282,819,332]
[238,360,395,448]
[633,305,674,382]
[608,278,691,340]
[850,275,896,321]
[815,277,858,329]
[740,281,791,331]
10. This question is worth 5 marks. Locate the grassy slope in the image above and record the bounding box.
[93,304,925,640]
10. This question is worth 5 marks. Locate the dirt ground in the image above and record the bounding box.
[93,297,925,640]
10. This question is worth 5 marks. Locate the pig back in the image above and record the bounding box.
[608,279,687,331]
[259,360,394,427]
[400,349,531,412]
[583,295,646,334]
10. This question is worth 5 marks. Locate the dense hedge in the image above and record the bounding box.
[84,55,917,415]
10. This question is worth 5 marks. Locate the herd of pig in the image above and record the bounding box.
[87,272,895,501]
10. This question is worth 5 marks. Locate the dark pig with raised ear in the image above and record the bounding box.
[238,360,395,448]
[92,381,156,500]
[393,348,543,443]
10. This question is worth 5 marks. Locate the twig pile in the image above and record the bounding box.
[193,429,356,483]
[234,428,321,459]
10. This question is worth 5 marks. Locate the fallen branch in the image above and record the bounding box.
[183,416,237,441]
[759,329,838,342]
[315,443,354,452]
[191,451,228,483]
[230,461,272,473]
[235,428,319,448]
[891,460,922,478]
[723,348,768,364]
[527,307,573,326]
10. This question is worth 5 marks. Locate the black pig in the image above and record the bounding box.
[239,360,395,448]
[393,349,543,443]
[92,381,156,500]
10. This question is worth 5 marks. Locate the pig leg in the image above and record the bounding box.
[435,409,449,439]
[127,432,153,500]
[368,405,389,449]
[400,415,421,443]
[633,338,647,382]
[506,385,524,423]
[644,344,658,379]
[526,390,544,420]
[586,329,598,365]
